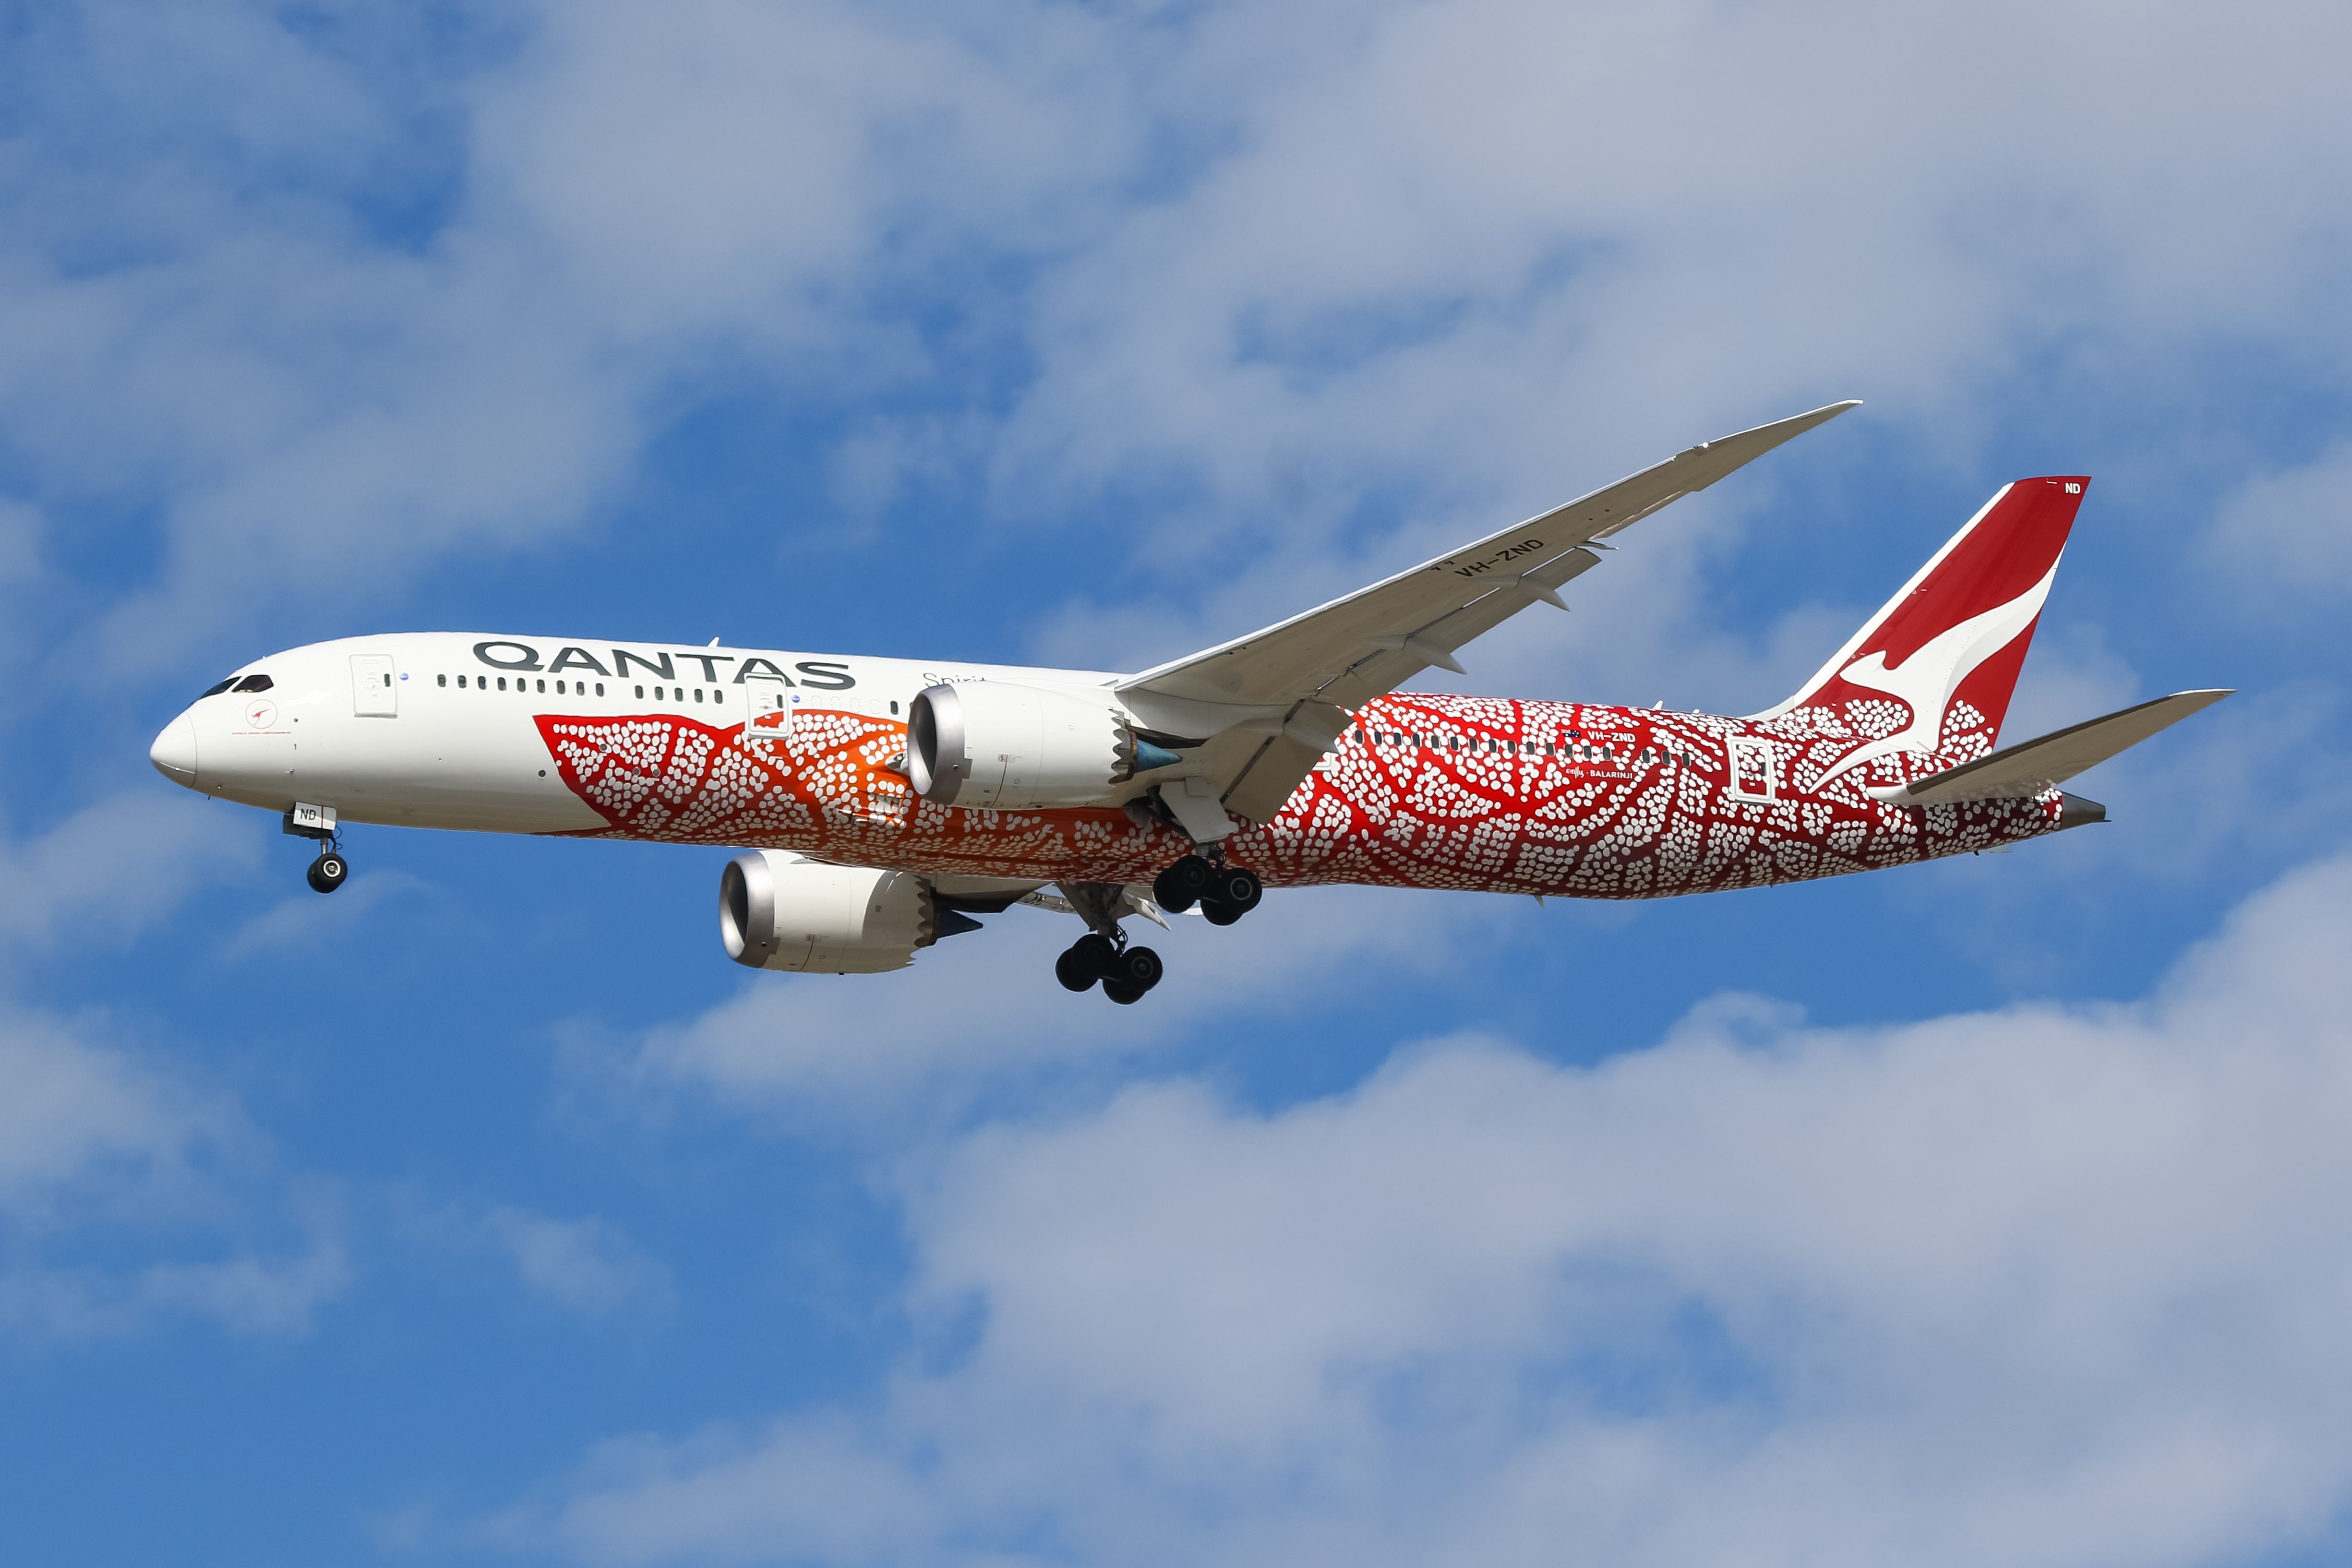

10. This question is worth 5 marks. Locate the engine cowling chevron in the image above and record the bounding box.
[907,682,1177,809]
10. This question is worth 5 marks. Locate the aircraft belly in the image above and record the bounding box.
[494,694,2061,891]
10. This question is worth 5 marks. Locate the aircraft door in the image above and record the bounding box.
[1728,737,1776,802]
[742,674,793,759]
[350,654,397,717]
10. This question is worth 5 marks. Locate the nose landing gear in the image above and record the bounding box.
[306,850,349,894]
[283,802,349,895]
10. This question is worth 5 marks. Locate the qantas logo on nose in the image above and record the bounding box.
[244,699,278,729]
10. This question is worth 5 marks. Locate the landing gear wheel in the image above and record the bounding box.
[1199,864,1261,925]
[1054,946,1099,993]
[1071,933,1117,977]
[1103,978,1145,1005]
[1152,855,1215,914]
[1112,945,1164,992]
[1212,865,1263,912]
[307,851,348,894]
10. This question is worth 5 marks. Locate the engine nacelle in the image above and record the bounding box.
[719,851,939,974]
[908,682,1177,809]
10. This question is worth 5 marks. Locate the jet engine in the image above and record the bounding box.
[719,851,942,974]
[906,682,1184,810]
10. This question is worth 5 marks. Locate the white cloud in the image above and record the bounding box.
[0,791,257,956]
[216,866,428,963]
[13,0,2349,690]
[0,1240,350,1339]
[516,846,2352,1567]
[0,1004,348,1337]
[0,1005,212,1216]
[2211,438,2352,596]
[990,0,2352,690]
[0,0,1135,670]
[0,497,40,583]
[483,1205,672,1317]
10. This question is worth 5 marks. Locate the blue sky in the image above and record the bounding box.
[4,2,2352,1564]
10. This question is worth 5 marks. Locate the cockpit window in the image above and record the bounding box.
[200,678,238,698]
[231,674,274,694]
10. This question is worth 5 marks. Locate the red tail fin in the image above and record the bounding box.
[1761,477,2088,786]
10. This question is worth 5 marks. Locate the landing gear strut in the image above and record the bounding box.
[284,802,348,895]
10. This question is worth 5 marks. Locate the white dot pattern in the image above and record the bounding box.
[534,686,2054,898]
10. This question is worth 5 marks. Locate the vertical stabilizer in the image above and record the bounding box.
[1760,477,2089,788]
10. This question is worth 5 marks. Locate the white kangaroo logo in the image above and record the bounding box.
[1814,560,2060,788]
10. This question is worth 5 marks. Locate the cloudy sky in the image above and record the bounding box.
[4,1,2350,1563]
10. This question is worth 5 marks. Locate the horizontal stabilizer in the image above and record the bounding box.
[1867,689,2232,807]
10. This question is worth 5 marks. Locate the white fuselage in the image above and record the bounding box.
[155,633,1117,835]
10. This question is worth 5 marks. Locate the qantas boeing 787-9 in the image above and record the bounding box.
[150,401,2227,1002]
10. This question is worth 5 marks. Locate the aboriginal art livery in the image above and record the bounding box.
[151,402,2229,1003]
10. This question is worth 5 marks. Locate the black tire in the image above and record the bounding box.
[1213,865,1263,912]
[1153,855,1214,912]
[1103,978,1145,1005]
[1114,945,1164,991]
[307,853,348,894]
[1054,946,1099,992]
[1200,898,1243,927]
[1070,932,1118,979]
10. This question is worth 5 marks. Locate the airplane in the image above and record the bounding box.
[149,401,2228,1002]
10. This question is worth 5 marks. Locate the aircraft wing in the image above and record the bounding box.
[1867,689,2234,808]
[1116,400,1861,823]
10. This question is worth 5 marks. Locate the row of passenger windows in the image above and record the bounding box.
[434,673,726,704]
[1354,729,1679,766]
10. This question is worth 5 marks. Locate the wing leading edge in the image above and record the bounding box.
[1117,399,1861,823]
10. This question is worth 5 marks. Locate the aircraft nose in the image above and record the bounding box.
[149,712,199,785]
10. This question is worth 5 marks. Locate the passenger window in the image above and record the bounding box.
[889,700,900,715]
[635,684,645,698]
[596,683,605,696]
[498,677,507,691]
[536,679,545,694]
[712,690,722,705]
[437,674,447,687]
[694,688,704,703]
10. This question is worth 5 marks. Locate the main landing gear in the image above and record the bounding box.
[1152,854,1262,925]
[1055,931,1165,1005]
[1054,855,1264,1003]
